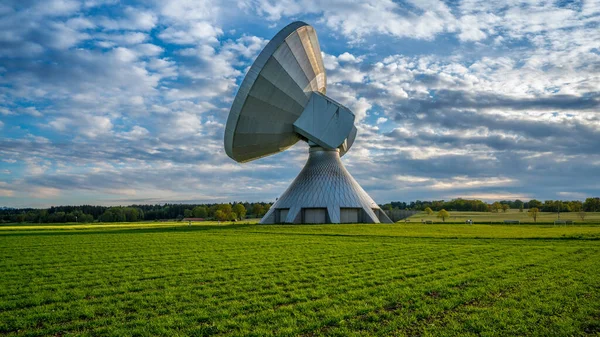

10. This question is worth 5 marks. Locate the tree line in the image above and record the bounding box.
[382,198,600,213]
[2,198,599,224]
[0,202,272,224]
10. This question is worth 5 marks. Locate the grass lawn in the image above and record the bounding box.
[407,209,600,224]
[1,223,599,336]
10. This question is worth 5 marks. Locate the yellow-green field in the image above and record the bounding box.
[0,219,260,231]
[1,222,599,336]
[406,209,600,224]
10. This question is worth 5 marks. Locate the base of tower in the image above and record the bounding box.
[261,146,393,224]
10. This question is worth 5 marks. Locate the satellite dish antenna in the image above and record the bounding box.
[225,21,392,224]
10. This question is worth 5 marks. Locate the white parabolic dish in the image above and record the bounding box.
[224,21,391,224]
[224,21,357,163]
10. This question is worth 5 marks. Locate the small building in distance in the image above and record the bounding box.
[183,218,205,222]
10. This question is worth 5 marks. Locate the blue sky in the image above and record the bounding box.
[0,0,599,208]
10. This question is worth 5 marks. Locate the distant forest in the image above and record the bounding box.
[381,198,600,213]
[1,198,599,224]
[0,203,272,224]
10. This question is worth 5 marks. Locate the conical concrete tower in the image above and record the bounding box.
[260,147,392,224]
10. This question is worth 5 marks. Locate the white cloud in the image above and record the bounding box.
[46,21,90,49]
[134,43,164,57]
[322,52,341,71]
[0,108,14,116]
[247,0,456,41]
[81,116,113,138]
[158,22,223,45]
[457,15,489,42]
[129,96,144,105]
[430,177,515,190]
[26,159,50,176]
[31,187,61,198]
[111,47,138,63]
[394,175,430,183]
[121,125,149,140]
[0,188,14,197]
[95,7,157,31]
[49,118,70,131]
[557,191,588,199]
[446,193,530,201]
[50,115,113,138]
[172,112,202,134]
[21,107,43,117]
[97,32,148,45]
[338,52,361,63]
[222,35,268,59]
[105,188,137,196]
[157,0,218,22]
[243,0,319,20]
[147,58,178,78]
[33,0,81,16]
[66,16,95,30]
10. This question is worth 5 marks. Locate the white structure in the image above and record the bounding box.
[224,22,392,224]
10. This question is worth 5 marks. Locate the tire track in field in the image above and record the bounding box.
[297,248,582,337]
[0,240,510,332]
[0,240,475,300]
[0,244,490,313]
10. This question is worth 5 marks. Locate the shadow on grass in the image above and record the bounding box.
[243,230,600,241]
[3,223,600,242]
[0,223,256,237]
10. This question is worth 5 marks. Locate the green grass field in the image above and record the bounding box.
[407,209,600,224]
[1,223,600,336]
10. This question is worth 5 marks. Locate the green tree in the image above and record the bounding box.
[184,209,193,218]
[528,199,542,209]
[501,204,509,213]
[232,204,246,220]
[252,204,265,217]
[99,210,114,222]
[437,209,450,222]
[214,210,227,221]
[99,207,129,222]
[514,199,524,211]
[38,209,48,223]
[583,197,600,212]
[216,204,233,214]
[491,202,502,213]
[252,204,264,217]
[112,208,126,222]
[218,204,235,220]
[123,207,139,222]
[543,200,556,212]
[65,213,77,222]
[424,207,433,215]
[80,214,94,223]
[192,206,208,218]
[528,207,539,223]
[570,201,583,212]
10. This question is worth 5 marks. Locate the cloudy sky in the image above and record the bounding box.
[0,0,599,208]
